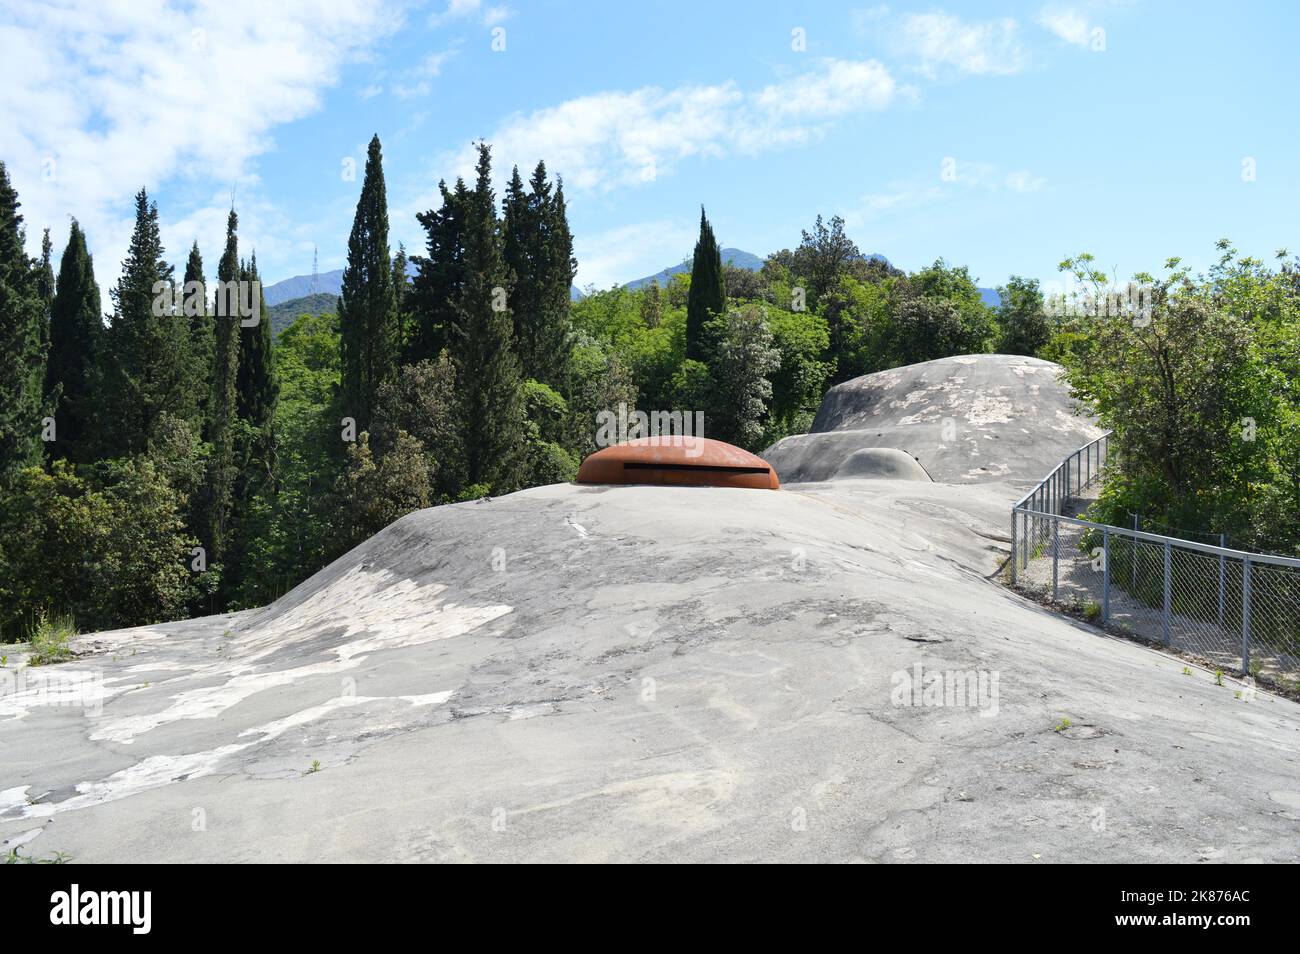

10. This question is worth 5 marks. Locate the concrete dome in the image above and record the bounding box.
[577,437,779,490]
[763,354,1103,485]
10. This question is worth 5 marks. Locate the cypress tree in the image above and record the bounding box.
[236,252,277,431]
[408,178,468,365]
[685,206,725,362]
[0,161,47,478]
[392,242,410,352]
[201,208,241,566]
[183,241,213,428]
[97,188,198,457]
[338,134,397,432]
[45,220,102,462]
[502,162,575,387]
[501,165,532,356]
[450,143,525,491]
[36,229,55,326]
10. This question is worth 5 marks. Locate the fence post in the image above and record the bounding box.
[1217,533,1226,630]
[1131,513,1138,591]
[1010,509,1017,585]
[1102,525,1110,623]
[1170,540,1180,647]
[1052,515,1059,600]
[1241,556,1252,675]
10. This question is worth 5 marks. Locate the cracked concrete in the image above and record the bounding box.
[2,476,1297,862]
[1,354,1296,862]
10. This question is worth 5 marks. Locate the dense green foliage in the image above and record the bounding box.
[1051,244,1299,554]
[0,161,48,480]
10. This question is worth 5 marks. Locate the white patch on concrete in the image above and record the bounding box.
[966,394,1015,425]
[90,569,509,744]
[5,692,458,820]
[565,517,589,538]
[2,827,44,849]
[400,691,456,707]
[508,703,557,721]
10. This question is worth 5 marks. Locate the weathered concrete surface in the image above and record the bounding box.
[3,478,1298,863]
[763,355,1104,485]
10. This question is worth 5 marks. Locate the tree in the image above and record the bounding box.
[328,431,430,554]
[236,253,278,433]
[199,208,242,568]
[707,305,780,450]
[996,276,1050,356]
[640,278,662,328]
[793,214,860,310]
[371,352,463,499]
[96,188,199,457]
[503,162,575,387]
[338,134,397,432]
[448,143,526,491]
[1056,248,1284,546]
[885,294,972,366]
[570,351,637,458]
[0,458,201,638]
[883,260,997,366]
[409,179,468,365]
[392,242,411,350]
[45,220,102,462]
[686,206,725,361]
[36,229,55,322]
[522,379,578,485]
[0,161,47,479]
[183,241,213,424]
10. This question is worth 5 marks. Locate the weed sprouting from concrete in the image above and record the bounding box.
[27,611,76,666]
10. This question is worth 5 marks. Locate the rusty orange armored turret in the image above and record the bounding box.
[576,436,779,490]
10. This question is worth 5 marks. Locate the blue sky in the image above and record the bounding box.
[3,0,1297,299]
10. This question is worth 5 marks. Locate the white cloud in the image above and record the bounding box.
[894,12,1028,76]
[1037,7,1096,48]
[415,57,896,205]
[0,0,398,294]
[754,59,894,119]
[850,159,1045,225]
[392,50,455,98]
[428,0,511,28]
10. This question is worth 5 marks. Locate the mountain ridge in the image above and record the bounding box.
[266,249,1003,311]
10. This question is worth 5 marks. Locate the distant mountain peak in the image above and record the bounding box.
[623,248,764,291]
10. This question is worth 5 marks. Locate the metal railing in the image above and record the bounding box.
[1010,433,1300,677]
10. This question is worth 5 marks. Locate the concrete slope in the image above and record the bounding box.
[763,355,1104,485]
[3,479,1297,863]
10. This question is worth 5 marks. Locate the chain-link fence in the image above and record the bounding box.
[1010,433,1300,680]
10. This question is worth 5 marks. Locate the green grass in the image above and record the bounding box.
[27,611,77,666]
[1053,717,1072,733]
[1082,600,1102,622]
[5,847,71,864]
